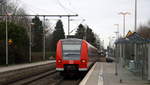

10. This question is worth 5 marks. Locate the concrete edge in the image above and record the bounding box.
[79,62,97,85]
[0,60,55,73]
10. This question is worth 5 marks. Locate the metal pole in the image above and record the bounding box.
[115,58,118,76]
[115,44,118,76]
[117,25,119,38]
[84,28,87,40]
[43,16,46,60]
[114,24,119,39]
[123,15,125,37]
[134,0,138,78]
[119,12,130,37]
[29,24,32,62]
[68,16,70,36]
[135,0,137,32]
[134,44,137,68]
[120,44,123,83]
[5,13,8,65]
[0,14,78,17]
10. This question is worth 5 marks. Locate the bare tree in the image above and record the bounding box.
[137,22,150,39]
[0,0,31,30]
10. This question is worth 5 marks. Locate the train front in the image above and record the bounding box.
[56,39,88,73]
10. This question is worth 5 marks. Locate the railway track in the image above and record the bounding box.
[6,63,56,85]
[5,62,95,85]
[9,70,57,85]
[53,62,95,85]
[54,77,82,85]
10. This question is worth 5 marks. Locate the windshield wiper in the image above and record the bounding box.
[64,53,80,56]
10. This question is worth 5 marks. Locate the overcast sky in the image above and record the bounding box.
[18,0,150,48]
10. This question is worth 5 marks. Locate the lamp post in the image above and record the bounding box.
[5,7,12,65]
[114,24,119,39]
[68,16,70,35]
[118,12,130,82]
[5,12,8,65]
[114,24,120,76]
[43,16,46,60]
[135,0,137,32]
[134,0,137,75]
[114,24,119,76]
[118,12,130,37]
[29,23,34,62]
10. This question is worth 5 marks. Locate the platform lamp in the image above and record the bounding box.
[118,12,130,37]
[29,23,35,63]
[5,11,12,65]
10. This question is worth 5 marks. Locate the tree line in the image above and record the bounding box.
[1,0,149,65]
[137,21,150,39]
[51,21,100,52]
[0,0,47,64]
[0,0,30,64]
[0,0,99,65]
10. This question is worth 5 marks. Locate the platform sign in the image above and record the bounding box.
[8,39,13,45]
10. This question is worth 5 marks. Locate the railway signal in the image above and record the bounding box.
[8,39,13,45]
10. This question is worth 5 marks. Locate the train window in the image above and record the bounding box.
[63,44,81,51]
[62,44,81,60]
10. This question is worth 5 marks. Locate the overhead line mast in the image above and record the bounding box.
[0,14,78,17]
[3,14,78,64]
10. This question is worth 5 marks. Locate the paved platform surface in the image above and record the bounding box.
[80,62,150,85]
[0,60,55,73]
[80,62,103,85]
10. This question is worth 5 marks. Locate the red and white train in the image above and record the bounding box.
[55,38,99,74]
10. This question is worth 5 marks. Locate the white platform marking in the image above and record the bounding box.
[98,63,103,85]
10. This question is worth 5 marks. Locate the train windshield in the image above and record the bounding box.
[62,44,81,60]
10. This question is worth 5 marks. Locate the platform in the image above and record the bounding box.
[80,62,103,85]
[80,62,150,85]
[0,60,55,73]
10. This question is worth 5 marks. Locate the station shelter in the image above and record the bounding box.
[115,31,150,82]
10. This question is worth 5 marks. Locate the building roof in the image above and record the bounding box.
[115,31,149,44]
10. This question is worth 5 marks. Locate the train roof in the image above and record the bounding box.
[60,38,97,49]
[60,38,82,42]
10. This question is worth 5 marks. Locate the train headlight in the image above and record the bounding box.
[81,59,86,63]
[58,59,62,63]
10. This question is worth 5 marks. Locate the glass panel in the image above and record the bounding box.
[62,44,81,60]
[63,44,81,51]
[115,43,148,83]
